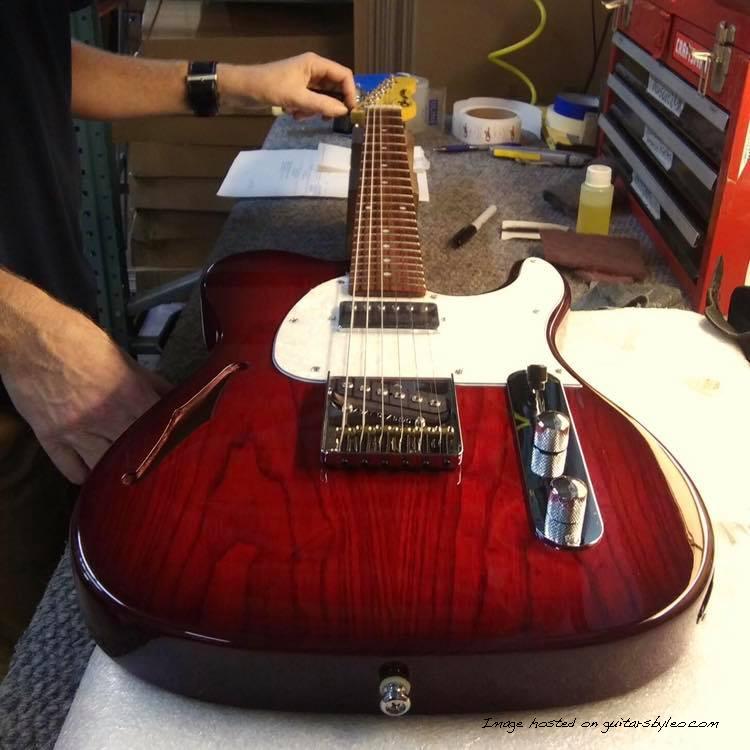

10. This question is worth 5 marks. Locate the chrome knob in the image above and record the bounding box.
[379,675,412,716]
[531,410,570,478]
[526,364,548,414]
[545,476,588,546]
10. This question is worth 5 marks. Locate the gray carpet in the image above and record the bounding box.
[0,115,687,750]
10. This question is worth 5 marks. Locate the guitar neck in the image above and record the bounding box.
[346,105,426,299]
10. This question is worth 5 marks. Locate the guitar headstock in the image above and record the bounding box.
[350,74,418,126]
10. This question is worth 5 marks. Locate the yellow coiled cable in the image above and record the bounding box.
[487,0,547,105]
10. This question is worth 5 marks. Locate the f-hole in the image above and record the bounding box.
[121,362,248,485]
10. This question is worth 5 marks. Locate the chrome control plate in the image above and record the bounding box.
[507,369,604,549]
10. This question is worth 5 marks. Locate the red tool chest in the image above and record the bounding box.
[600,0,749,312]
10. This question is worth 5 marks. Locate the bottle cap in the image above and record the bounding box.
[584,164,612,188]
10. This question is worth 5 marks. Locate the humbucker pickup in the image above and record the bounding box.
[338,301,439,330]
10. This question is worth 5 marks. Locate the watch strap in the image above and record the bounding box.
[186,61,219,117]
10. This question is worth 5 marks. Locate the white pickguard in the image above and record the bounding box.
[273,257,578,386]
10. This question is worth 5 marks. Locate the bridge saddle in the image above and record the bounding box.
[321,375,462,468]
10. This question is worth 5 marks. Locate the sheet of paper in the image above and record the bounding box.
[218,150,350,199]
[219,148,429,202]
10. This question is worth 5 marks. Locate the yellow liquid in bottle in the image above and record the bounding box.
[576,183,614,235]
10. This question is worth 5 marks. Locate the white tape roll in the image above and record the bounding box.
[452,97,524,146]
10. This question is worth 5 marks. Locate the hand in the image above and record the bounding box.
[2,300,171,484]
[220,52,357,120]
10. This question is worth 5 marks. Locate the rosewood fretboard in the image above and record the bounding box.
[347,106,426,298]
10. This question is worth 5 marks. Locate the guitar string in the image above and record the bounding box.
[340,108,370,450]
[406,117,443,456]
[392,111,406,453]
[426,294,444,456]
[358,105,376,452]
[378,106,386,453]
[405,120,425,455]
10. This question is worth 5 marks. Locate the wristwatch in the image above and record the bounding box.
[185,61,220,117]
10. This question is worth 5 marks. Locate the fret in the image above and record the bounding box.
[356,191,415,199]
[353,233,420,240]
[352,270,425,276]
[358,165,412,172]
[352,221,418,230]
[351,276,426,283]
[353,248,422,258]
[351,249,423,257]
[353,207,418,215]
[351,262,424,270]
[355,200,417,207]
[354,216,417,223]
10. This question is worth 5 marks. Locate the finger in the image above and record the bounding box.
[40,439,89,485]
[309,58,357,110]
[291,89,348,118]
[292,109,318,121]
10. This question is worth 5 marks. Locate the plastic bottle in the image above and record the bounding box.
[576,164,614,235]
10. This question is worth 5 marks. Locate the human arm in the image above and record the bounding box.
[70,43,356,120]
[0,268,170,484]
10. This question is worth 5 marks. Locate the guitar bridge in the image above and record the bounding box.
[321,375,462,468]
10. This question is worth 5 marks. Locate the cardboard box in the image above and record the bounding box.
[132,210,227,241]
[130,267,198,294]
[131,237,215,267]
[129,143,243,178]
[112,114,275,146]
[130,177,234,212]
[141,0,353,66]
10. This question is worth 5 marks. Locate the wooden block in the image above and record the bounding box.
[131,210,227,242]
[129,143,243,178]
[130,177,234,213]
[112,115,275,146]
[540,230,647,281]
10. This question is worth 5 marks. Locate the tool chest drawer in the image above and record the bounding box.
[599,113,703,281]
[612,32,729,166]
[600,3,750,314]
[607,73,718,221]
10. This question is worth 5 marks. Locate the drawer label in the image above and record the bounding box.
[673,32,710,77]
[647,75,685,117]
[632,174,661,221]
[643,126,675,171]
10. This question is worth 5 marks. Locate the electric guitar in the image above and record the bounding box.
[72,77,713,716]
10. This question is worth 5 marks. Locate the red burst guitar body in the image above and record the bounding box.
[72,81,713,716]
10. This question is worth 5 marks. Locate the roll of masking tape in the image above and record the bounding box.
[403,74,429,133]
[544,105,598,146]
[452,98,524,146]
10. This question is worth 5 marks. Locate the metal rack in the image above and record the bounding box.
[70,4,130,347]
